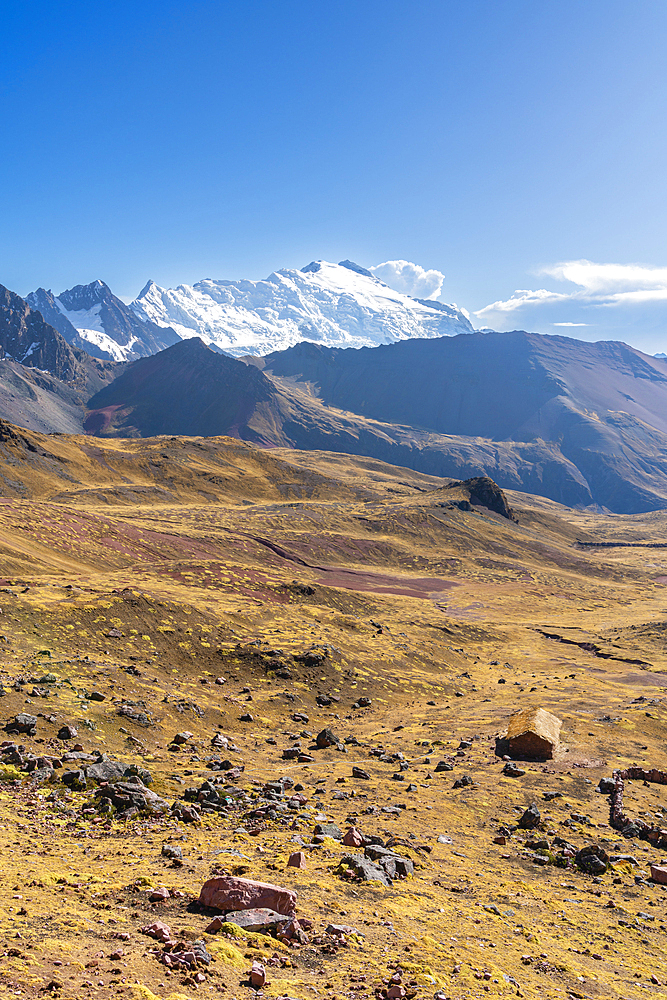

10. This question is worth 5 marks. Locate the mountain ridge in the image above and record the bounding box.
[130,259,473,357]
[27,279,181,362]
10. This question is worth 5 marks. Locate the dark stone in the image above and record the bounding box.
[7,713,37,735]
[57,725,78,740]
[125,764,153,785]
[503,762,526,777]
[364,844,414,878]
[597,777,615,794]
[316,728,340,749]
[352,697,372,709]
[435,761,453,772]
[518,803,541,830]
[225,908,284,932]
[576,844,609,875]
[453,775,475,789]
[339,852,390,886]
[352,766,370,780]
[85,758,126,784]
[62,769,87,791]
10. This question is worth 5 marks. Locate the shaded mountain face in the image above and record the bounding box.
[85,337,277,438]
[27,280,181,362]
[0,284,119,431]
[0,283,88,381]
[261,332,667,514]
[130,259,473,357]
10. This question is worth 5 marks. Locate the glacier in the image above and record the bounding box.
[130,259,474,357]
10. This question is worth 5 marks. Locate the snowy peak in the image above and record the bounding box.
[58,278,111,312]
[28,280,181,363]
[130,259,473,357]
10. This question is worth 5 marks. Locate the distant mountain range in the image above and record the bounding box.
[3,264,667,513]
[130,259,474,356]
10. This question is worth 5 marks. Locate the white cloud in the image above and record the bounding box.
[370,259,445,300]
[542,260,667,294]
[476,259,667,324]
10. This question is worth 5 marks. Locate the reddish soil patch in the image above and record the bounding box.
[315,567,457,598]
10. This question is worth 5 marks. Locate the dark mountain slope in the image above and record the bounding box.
[263,332,667,440]
[0,284,118,431]
[80,338,610,510]
[0,283,85,381]
[85,338,278,438]
[259,333,667,513]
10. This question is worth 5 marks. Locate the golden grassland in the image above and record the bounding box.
[0,423,666,1000]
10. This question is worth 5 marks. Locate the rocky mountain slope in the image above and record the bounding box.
[27,280,181,362]
[130,259,473,356]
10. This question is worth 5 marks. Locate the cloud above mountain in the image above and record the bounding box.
[370,259,445,300]
[477,260,667,321]
[475,260,667,353]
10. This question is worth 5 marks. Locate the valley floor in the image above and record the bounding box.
[0,427,666,1000]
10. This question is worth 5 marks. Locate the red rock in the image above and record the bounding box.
[651,864,667,884]
[249,960,266,987]
[287,851,307,868]
[149,886,170,902]
[140,920,173,943]
[109,950,123,961]
[387,987,406,999]
[199,876,297,916]
[342,826,364,848]
[205,915,225,933]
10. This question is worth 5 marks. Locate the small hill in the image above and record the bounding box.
[84,337,280,438]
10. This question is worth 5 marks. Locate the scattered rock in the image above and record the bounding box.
[198,876,297,916]
[503,762,526,777]
[161,843,183,859]
[316,727,340,749]
[342,826,365,848]
[6,713,37,736]
[141,920,173,944]
[518,803,541,830]
[227,908,285,932]
[352,766,370,780]
[249,960,267,988]
[288,851,307,868]
[314,822,342,840]
[506,707,562,760]
[338,852,390,886]
[171,731,193,745]
[576,844,609,875]
[57,725,77,740]
[650,864,667,885]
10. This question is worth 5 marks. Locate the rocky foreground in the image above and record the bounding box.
[0,428,665,999]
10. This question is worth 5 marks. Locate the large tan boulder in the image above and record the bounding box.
[198,876,297,916]
[506,707,562,760]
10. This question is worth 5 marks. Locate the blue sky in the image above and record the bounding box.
[2,0,667,351]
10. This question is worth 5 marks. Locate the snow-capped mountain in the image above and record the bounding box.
[130,259,474,357]
[27,280,180,362]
